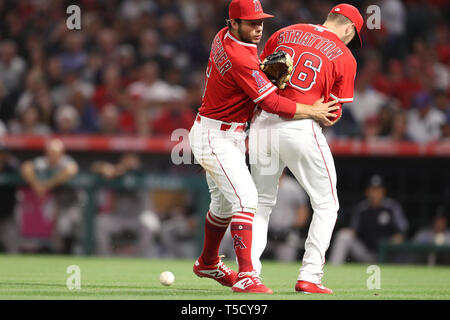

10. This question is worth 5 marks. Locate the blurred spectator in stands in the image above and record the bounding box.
[407,91,446,143]
[185,72,204,111]
[377,104,396,137]
[95,28,120,66]
[13,67,53,128]
[119,0,157,22]
[46,55,63,89]
[434,90,450,140]
[388,109,413,142]
[92,64,126,112]
[372,59,404,98]
[54,104,79,135]
[433,23,450,65]
[0,40,27,96]
[327,106,360,138]
[361,51,387,94]
[59,32,88,74]
[362,116,381,141]
[165,66,184,86]
[0,144,20,252]
[395,56,424,109]
[81,51,103,85]
[150,86,195,136]
[92,152,159,257]
[376,100,413,141]
[33,83,54,127]
[15,68,47,117]
[69,88,98,133]
[159,12,189,71]
[434,90,450,118]
[380,0,407,60]
[8,105,51,135]
[127,61,172,112]
[51,69,94,109]
[426,50,449,93]
[20,138,81,253]
[137,28,169,69]
[413,205,450,264]
[263,170,311,262]
[270,0,304,29]
[412,38,449,93]
[26,37,45,71]
[329,174,408,264]
[345,72,388,127]
[118,89,148,136]
[404,0,437,49]
[441,114,450,140]
[117,44,137,79]
[97,103,122,135]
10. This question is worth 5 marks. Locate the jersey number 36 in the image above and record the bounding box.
[290,52,322,91]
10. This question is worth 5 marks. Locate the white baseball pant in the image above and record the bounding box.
[249,110,339,284]
[189,114,257,219]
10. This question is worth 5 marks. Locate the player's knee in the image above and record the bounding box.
[209,198,233,219]
[236,204,257,216]
[312,197,339,214]
[209,206,232,220]
[236,188,258,215]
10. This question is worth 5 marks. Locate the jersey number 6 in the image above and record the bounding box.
[290,52,322,91]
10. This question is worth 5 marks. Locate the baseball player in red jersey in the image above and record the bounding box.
[249,3,363,294]
[189,0,338,294]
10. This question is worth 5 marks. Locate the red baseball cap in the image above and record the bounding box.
[330,3,363,48]
[229,0,274,20]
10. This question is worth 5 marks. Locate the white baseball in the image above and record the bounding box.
[159,271,175,286]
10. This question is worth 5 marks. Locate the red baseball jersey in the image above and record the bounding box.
[261,24,357,109]
[198,27,277,123]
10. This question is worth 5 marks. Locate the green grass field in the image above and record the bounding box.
[0,254,449,300]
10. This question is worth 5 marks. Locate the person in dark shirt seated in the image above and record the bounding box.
[329,174,409,264]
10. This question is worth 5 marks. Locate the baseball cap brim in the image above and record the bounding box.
[347,30,362,49]
[239,12,274,20]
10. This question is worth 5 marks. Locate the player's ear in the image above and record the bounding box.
[230,19,240,30]
[345,23,355,38]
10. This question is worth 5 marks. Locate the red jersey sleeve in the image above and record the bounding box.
[330,57,357,104]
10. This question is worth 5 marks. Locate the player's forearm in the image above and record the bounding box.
[292,103,316,120]
[257,92,296,118]
[43,163,78,189]
[20,162,39,186]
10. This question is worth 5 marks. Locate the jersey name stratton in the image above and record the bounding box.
[276,26,343,61]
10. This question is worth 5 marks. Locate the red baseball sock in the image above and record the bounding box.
[230,211,254,273]
[199,211,231,265]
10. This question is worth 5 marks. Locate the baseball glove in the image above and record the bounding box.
[260,51,294,90]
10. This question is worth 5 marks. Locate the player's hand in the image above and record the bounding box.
[291,97,338,122]
[310,97,339,127]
